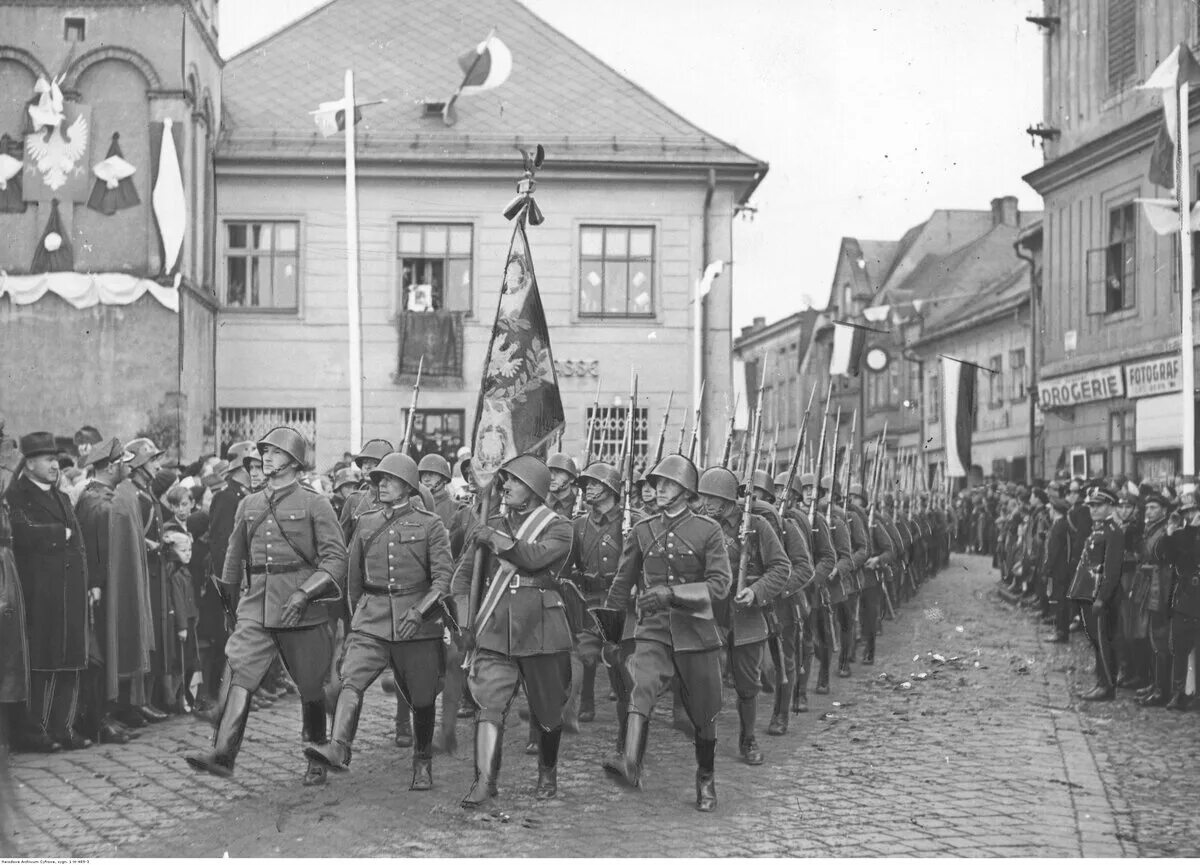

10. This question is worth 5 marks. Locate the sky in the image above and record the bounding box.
[219,0,1045,330]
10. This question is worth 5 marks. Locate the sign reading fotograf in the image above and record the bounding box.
[1124,356,1182,398]
[1037,365,1125,409]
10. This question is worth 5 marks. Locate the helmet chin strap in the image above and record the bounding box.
[659,488,688,514]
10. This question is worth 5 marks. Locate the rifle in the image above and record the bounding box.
[687,380,705,462]
[583,377,602,464]
[735,353,769,606]
[808,384,839,657]
[867,424,896,619]
[720,393,740,469]
[825,406,841,527]
[652,390,675,467]
[778,382,819,520]
[400,355,424,454]
[768,418,780,474]
[621,372,639,534]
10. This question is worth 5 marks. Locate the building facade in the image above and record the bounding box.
[0,0,221,458]
[213,0,765,470]
[1024,0,1200,481]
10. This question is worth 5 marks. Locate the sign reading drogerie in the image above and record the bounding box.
[1037,365,1125,408]
[1124,356,1181,398]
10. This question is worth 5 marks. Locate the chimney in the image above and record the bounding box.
[991,196,1019,227]
[752,316,766,330]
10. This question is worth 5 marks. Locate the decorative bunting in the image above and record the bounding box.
[87,132,139,215]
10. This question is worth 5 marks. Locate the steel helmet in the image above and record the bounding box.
[577,461,622,496]
[124,437,163,470]
[847,483,867,503]
[257,426,309,468]
[820,474,838,497]
[353,438,393,466]
[698,467,739,502]
[332,466,362,491]
[417,453,453,482]
[749,469,775,498]
[370,453,420,492]
[226,440,260,469]
[647,454,698,495]
[547,453,579,478]
[798,472,818,491]
[499,454,551,502]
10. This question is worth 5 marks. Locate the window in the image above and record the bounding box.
[400,409,465,463]
[1106,0,1137,91]
[397,223,473,312]
[988,355,1004,408]
[219,408,316,465]
[928,371,940,423]
[585,406,649,464]
[579,226,655,317]
[223,221,299,310]
[1105,203,1136,312]
[1009,349,1027,401]
[64,17,85,41]
[1109,409,1135,477]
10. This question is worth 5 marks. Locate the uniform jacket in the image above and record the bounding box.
[570,506,625,602]
[858,505,897,588]
[1152,524,1200,619]
[823,507,854,604]
[754,502,813,596]
[547,487,577,519]
[786,505,835,588]
[220,480,348,629]
[1066,504,1093,575]
[606,508,732,652]
[716,505,791,646]
[347,500,453,642]
[428,486,469,558]
[1068,518,1124,604]
[1136,518,1172,614]
[450,503,574,657]
[7,473,89,671]
[839,503,869,593]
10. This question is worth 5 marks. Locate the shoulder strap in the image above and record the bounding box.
[264,486,316,568]
[362,508,413,551]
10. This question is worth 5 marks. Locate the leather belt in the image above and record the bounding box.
[509,574,556,590]
[247,563,304,575]
[363,583,429,597]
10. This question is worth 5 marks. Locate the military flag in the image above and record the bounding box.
[470,192,564,488]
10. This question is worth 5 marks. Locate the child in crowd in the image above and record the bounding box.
[161,527,199,713]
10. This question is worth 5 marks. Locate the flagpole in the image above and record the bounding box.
[1180,80,1196,478]
[345,68,363,454]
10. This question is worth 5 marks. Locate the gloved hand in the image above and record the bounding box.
[734,587,756,608]
[396,606,423,640]
[636,584,672,618]
[280,589,309,627]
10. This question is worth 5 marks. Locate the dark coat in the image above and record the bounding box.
[0,467,29,702]
[6,474,88,671]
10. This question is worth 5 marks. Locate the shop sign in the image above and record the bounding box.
[1124,355,1181,398]
[1037,365,1125,409]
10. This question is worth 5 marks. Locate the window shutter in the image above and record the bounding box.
[1107,0,1137,90]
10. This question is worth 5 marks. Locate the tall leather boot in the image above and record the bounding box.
[305,688,362,770]
[604,711,648,788]
[301,699,329,786]
[410,704,436,791]
[460,720,502,809]
[525,717,540,755]
[837,620,853,679]
[815,645,831,695]
[1137,651,1171,707]
[737,697,763,765]
[793,639,813,713]
[578,663,597,723]
[394,699,413,748]
[535,726,562,799]
[863,632,876,666]
[766,686,788,736]
[694,736,717,812]
[184,685,252,778]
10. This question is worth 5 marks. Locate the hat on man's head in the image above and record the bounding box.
[1048,496,1069,515]
[1143,491,1171,510]
[73,425,102,447]
[79,437,131,469]
[1085,487,1118,506]
[19,431,58,459]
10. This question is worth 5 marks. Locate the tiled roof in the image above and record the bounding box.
[218,0,766,172]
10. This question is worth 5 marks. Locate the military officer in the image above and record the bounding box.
[846,484,895,666]
[1136,491,1174,706]
[185,427,347,785]
[1067,487,1124,701]
[451,455,574,808]
[696,467,790,765]
[602,454,732,812]
[1154,486,1200,710]
[307,454,453,789]
[546,453,579,518]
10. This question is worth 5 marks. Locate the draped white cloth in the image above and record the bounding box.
[153,117,186,275]
[0,271,179,312]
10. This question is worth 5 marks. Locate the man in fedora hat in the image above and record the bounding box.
[6,432,91,749]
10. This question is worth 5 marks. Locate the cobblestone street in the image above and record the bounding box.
[5,552,1198,857]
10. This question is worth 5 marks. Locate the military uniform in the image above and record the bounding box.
[785,501,836,710]
[1067,489,1124,699]
[570,501,625,723]
[309,453,453,788]
[817,500,853,693]
[834,493,868,675]
[1136,508,1174,705]
[1152,509,1200,709]
[850,495,895,665]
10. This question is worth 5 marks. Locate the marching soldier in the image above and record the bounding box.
[306,454,453,789]
[546,453,579,518]
[774,471,836,714]
[1067,487,1124,702]
[452,455,574,808]
[846,484,895,665]
[695,467,790,765]
[602,454,732,812]
[1136,491,1174,707]
[1154,486,1200,711]
[637,471,660,518]
[330,467,361,518]
[185,427,347,785]
[823,476,866,677]
[801,474,850,694]
[338,438,394,539]
[418,454,469,557]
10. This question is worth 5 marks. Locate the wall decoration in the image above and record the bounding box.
[0,134,24,213]
[30,198,74,273]
[151,118,185,275]
[87,132,139,215]
[0,271,178,312]
[24,77,92,202]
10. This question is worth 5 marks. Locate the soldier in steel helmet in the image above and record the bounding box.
[800,473,852,695]
[819,475,867,678]
[695,466,790,765]
[306,453,454,790]
[546,453,579,518]
[330,466,361,517]
[601,454,732,812]
[451,454,574,808]
[184,427,347,786]
[338,439,394,540]
[846,482,896,666]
